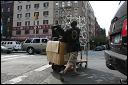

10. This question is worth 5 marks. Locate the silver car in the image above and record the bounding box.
[22,38,49,54]
[1,45,12,54]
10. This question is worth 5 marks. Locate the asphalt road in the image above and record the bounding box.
[1,50,127,84]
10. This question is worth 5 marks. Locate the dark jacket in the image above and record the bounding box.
[64,27,80,52]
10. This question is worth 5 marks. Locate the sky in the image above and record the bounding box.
[89,1,125,36]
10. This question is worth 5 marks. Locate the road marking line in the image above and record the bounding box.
[2,75,27,84]
[1,54,35,61]
[34,64,51,72]
[2,64,51,84]
[1,56,29,61]
[1,55,19,58]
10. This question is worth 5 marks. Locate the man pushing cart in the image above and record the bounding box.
[46,21,88,81]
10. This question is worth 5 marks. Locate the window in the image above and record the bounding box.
[34,4,39,9]
[25,29,29,34]
[8,42,12,44]
[34,21,39,25]
[55,10,58,15]
[33,29,35,34]
[42,39,48,43]
[43,20,48,24]
[8,18,10,22]
[55,2,59,6]
[16,30,21,35]
[17,5,22,10]
[33,21,35,25]
[25,21,30,26]
[26,5,31,9]
[74,1,78,3]
[17,22,21,26]
[34,12,39,19]
[8,8,10,12]
[33,39,40,43]
[62,2,65,7]
[37,21,39,25]
[43,2,49,7]
[43,29,48,34]
[1,42,4,44]
[36,29,39,34]
[55,20,58,24]
[74,1,78,6]
[67,1,71,6]
[2,8,3,12]
[17,14,22,18]
[25,13,30,17]
[25,39,32,43]
[43,11,49,16]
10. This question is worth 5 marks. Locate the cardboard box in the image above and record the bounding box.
[46,41,69,65]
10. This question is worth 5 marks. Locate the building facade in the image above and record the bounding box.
[12,1,54,41]
[12,1,96,43]
[1,1,14,40]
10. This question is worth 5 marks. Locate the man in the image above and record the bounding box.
[61,21,81,75]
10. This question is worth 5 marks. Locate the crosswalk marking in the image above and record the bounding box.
[1,55,19,58]
[34,64,51,72]
[1,54,30,61]
[1,56,29,61]
[2,75,28,84]
[2,64,51,84]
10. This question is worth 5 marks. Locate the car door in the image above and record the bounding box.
[41,39,48,52]
[32,39,41,51]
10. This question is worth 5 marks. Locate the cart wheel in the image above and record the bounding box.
[52,64,65,73]
[80,62,87,69]
[84,62,88,69]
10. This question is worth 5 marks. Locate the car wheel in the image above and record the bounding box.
[27,47,34,55]
[7,51,11,54]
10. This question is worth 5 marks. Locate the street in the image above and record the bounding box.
[1,50,127,84]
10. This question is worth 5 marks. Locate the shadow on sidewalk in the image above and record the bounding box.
[51,68,125,84]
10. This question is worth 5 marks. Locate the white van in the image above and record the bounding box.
[1,41,22,51]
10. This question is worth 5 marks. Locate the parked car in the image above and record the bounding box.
[101,45,106,50]
[1,45,12,54]
[104,1,127,77]
[1,41,22,51]
[94,46,104,51]
[22,38,49,54]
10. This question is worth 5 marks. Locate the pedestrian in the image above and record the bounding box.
[60,21,81,75]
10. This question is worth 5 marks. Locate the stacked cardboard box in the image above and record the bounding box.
[46,41,69,65]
